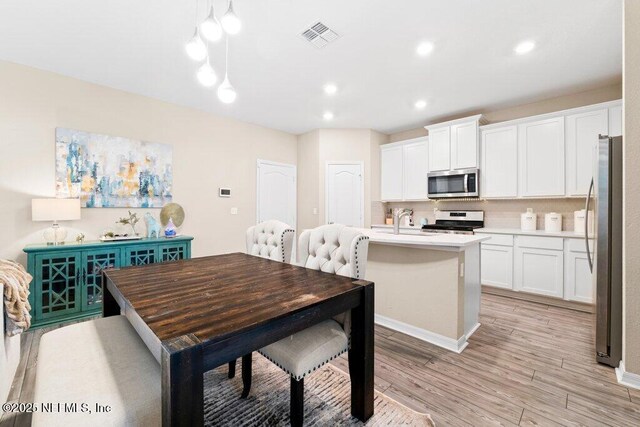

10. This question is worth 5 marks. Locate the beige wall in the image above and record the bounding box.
[0,61,297,264]
[623,0,640,375]
[389,83,623,143]
[296,130,320,231]
[296,129,388,231]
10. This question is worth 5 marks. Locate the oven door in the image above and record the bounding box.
[427,168,479,199]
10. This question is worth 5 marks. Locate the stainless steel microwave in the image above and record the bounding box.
[427,168,479,199]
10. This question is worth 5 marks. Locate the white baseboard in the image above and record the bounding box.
[375,314,469,353]
[616,361,640,390]
[465,322,481,340]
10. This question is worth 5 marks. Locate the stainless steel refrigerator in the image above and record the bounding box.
[585,135,623,368]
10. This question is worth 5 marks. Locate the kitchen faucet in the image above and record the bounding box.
[393,208,412,235]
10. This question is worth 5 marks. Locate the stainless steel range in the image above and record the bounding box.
[421,210,484,235]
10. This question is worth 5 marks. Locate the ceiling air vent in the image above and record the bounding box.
[301,22,340,48]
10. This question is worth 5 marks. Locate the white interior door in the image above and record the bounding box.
[257,160,296,227]
[326,162,364,227]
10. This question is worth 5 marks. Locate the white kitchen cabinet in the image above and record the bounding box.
[609,104,623,137]
[380,138,428,201]
[451,120,479,170]
[518,117,565,197]
[564,238,594,303]
[427,127,451,172]
[514,235,564,298]
[426,115,484,173]
[477,234,514,290]
[481,125,518,198]
[380,144,403,201]
[566,109,608,196]
[402,139,429,200]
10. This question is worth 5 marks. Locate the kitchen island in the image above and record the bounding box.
[359,228,489,353]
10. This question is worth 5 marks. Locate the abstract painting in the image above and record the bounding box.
[55,128,173,208]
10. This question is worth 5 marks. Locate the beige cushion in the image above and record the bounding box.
[259,320,348,381]
[246,220,295,263]
[32,316,160,427]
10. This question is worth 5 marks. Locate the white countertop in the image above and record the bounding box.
[477,227,592,239]
[360,228,489,250]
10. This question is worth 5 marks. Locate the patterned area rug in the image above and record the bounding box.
[203,354,435,426]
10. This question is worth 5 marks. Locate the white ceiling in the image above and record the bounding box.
[0,0,622,134]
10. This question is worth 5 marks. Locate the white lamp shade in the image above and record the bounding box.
[32,198,81,222]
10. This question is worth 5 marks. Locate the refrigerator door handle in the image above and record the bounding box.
[585,178,594,272]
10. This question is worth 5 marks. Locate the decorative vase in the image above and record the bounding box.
[164,217,177,237]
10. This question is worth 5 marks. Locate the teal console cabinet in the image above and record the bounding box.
[24,236,193,328]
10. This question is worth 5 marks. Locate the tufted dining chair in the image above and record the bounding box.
[241,224,370,427]
[245,220,296,263]
[228,220,296,381]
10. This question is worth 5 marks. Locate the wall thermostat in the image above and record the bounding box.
[219,188,231,197]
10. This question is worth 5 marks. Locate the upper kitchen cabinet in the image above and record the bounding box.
[380,143,404,201]
[565,108,608,196]
[481,125,518,198]
[427,126,450,172]
[402,138,429,200]
[380,137,428,201]
[518,117,565,197]
[426,115,485,172]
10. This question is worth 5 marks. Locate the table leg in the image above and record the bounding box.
[161,334,204,427]
[348,283,374,422]
[102,279,120,317]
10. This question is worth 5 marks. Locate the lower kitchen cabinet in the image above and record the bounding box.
[514,241,564,298]
[479,232,593,303]
[24,236,193,328]
[478,233,514,290]
[564,238,595,303]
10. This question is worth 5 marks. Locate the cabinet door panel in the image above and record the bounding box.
[566,109,608,196]
[82,249,121,311]
[160,243,187,262]
[564,241,594,304]
[125,245,158,266]
[514,246,564,298]
[428,127,451,172]
[35,252,82,320]
[481,126,518,198]
[481,244,513,289]
[380,146,403,200]
[451,120,478,169]
[402,140,428,200]
[518,117,565,197]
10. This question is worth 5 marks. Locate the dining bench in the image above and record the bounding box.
[32,316,161,426]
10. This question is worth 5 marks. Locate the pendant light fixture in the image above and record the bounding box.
[186,0,207,61]
[217,36,237,103]
[221,0,242,35]
[197,54,217,87]
[185,28,207,61]
[200,0,223,42]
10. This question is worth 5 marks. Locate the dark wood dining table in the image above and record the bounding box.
[102,252,374,427]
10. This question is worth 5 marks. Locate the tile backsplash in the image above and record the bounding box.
[373,198,586,231]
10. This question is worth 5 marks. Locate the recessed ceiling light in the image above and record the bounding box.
[416,42,434,57]
[323,83,338,95]
[414,100,427,110]
[323,111,334,121]
[514,40,535,55]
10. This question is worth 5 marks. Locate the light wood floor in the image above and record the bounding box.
[3,293,639,426]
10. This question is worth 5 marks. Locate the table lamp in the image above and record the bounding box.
[31,198,81,245]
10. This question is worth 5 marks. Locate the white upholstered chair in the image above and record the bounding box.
[228,220,296,380]
[245,220,295,263]
[243,224,370,426]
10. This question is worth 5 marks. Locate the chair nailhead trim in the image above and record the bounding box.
[258,346,349,381]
